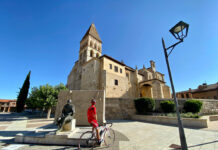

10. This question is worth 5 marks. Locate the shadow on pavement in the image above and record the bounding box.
[37,123,57,129]
[0,112,54,121]
[51,129,129,150]
[0,131,35,137]
[188,140,218,148]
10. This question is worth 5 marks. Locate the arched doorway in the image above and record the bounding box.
[140,84,152,98]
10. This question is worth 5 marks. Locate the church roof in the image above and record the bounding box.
[81,24,102,43]
[100,55,125,66]
[177,83,218,93]
[100,54,136,72]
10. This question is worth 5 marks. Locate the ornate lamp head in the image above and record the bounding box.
[169,21,189,41]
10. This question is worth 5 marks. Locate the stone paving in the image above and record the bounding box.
[1,113,218,150]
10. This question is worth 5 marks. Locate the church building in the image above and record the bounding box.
[67,24,171,99]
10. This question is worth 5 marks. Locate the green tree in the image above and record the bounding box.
[26,83,67,118]
[16,71,31,113]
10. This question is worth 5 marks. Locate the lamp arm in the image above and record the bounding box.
[167,46,175,57]
[166,39,183,50]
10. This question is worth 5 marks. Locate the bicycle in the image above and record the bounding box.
[78,123,115,150]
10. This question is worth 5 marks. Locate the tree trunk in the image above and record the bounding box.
[47,107,51,119]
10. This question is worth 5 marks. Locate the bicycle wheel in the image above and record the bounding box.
[103,128,115,147]
[78,131,96,150]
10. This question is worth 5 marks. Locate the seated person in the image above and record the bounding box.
[57,99,75,130]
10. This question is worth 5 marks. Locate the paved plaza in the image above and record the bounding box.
[1,113,218,150]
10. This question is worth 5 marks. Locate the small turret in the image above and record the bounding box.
[150,60,156,72]
[143,64,146,69]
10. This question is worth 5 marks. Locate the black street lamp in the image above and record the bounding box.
[162,21,189,150]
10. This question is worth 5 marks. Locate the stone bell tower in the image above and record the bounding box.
[79,24,102,64]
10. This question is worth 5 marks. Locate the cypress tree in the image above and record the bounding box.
[16,71,31,112]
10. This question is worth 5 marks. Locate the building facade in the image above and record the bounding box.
[0,99,16,112]
[67,24,171,99]
[176,82,218,99]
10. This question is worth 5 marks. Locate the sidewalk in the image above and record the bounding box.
[1,113,218,150]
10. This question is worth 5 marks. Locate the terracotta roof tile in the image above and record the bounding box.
[0,99,16,103]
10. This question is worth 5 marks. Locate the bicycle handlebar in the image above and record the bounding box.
[102,122,113,127]
[108,123,113,127]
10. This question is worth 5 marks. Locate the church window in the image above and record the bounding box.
[114,66,118,72]
[109,64,112,69]
[96,53,99,58]
[84,41,88,47]
[94,43,97,49]
[115,79,118,85]
[126,73,130,81]
[120,68,122,73]
[90,41,93,47]
[90,50,93,57]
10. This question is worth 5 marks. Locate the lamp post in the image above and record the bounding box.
[162,21,189,150]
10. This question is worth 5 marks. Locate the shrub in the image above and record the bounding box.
[181,113,200,118]
[160,100,175,113]
[134,98,155,114]
[166,113,200,118]
[183,99,203,113]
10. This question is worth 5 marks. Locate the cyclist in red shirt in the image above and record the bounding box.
[87,99,101,143]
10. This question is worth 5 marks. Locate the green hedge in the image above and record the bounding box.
[160,100,175,113]
[184,99,203,113]
[134,97,155,114]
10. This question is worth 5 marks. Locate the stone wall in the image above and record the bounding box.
[201,100,218,114]
[105,72,129,98]
[81,59,101,90]
[152,81,162,98]
[162,85,171,98]
[105,98,136,120]
[55,90,105,126]
[105,98,218,120]
[67,62,82,90]
[132,115,208,128]
[102,57,138,98]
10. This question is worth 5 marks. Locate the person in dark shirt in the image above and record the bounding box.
[57,99,75,130]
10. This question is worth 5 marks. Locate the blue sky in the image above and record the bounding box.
[0,0,218,99]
